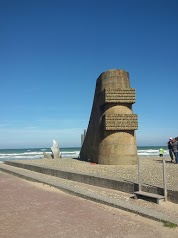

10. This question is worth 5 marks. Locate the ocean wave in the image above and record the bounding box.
[138,149,169,156]
[61,151,80,158]
[0,149,80,161]
[0,147,170,162]
[0,152,43,156]
[0,155,43,161]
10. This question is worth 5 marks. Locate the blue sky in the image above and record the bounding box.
[0,0,178,148]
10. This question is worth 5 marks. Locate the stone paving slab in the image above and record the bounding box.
[1,163,178,226]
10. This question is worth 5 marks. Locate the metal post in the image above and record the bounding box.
[138,156,141,191]
[163,158,167,202]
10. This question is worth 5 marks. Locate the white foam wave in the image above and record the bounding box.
[61,151,80,158]
[0,152,44,161]
[0,149,80,161]
[138,149,169,156]
[0,148,170,162]
[0,152,43,156]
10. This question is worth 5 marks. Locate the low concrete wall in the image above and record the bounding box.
[4,161,178,204]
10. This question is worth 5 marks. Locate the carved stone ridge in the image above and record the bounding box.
[104,114,138,130]
[101,88,136,104]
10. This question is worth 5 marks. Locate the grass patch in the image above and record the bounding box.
[162,221,177,228]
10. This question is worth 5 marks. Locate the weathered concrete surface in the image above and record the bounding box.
[80,69,138,165]
[0,172,178,238]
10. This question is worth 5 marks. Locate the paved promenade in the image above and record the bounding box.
[1,156,178,226]
[0,171,178,238]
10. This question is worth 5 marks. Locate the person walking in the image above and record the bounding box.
[159,147,164,157]
[172,139,178,164]
[168,137,175,162]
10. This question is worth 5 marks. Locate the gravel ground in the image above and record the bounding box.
[13,156,178,190]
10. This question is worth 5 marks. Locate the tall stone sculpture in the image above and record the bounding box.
[43,139,60,159]
[51,140,60,159]
[80,69,138,165]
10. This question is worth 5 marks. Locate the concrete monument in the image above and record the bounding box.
[80,69,138,165]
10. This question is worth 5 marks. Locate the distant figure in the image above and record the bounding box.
[172,139,178,164]
[159,147,164,157]
[168,137,174,162]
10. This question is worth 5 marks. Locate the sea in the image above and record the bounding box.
[0,146,169,162]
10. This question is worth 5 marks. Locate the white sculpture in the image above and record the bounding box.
[51,139,60,159]
[43,139,60,159]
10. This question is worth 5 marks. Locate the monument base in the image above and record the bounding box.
[98,155,138,165]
